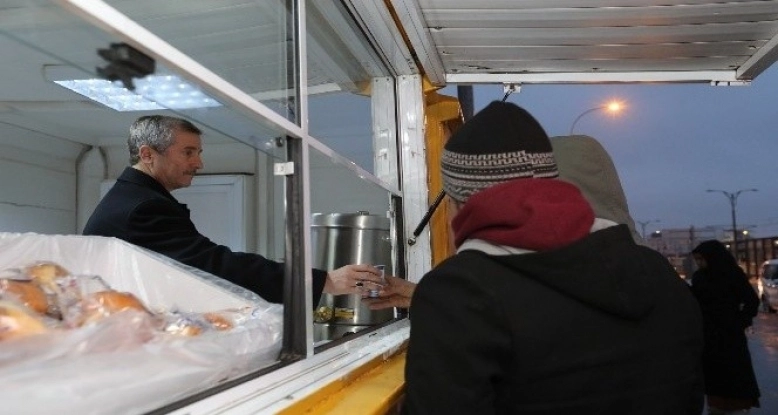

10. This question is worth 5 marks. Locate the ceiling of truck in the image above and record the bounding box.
[396,0,778,85]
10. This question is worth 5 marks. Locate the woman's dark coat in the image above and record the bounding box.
[690,240,760,403]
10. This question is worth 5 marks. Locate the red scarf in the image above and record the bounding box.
[452,179,595,251]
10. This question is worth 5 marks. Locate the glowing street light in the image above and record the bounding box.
[706,188,757,251]
[569,100,624,135]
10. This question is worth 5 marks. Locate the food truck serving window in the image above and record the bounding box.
[0,0,408,413]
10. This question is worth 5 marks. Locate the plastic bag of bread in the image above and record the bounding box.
[54,274,153,328]
[79,290,152,326]
[161,309,237,337]
[202,311,236,331]
[22,261,70,291]
[0,233,284,415]
[0,261,72,318]
[161,311,209,337]
[161,307,261,337]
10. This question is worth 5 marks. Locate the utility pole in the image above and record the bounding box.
[637,219,659,240]
[689,225,696,248]
[706,188,757,257]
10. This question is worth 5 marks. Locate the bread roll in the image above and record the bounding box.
[0,279,48,315]
[80,291,150,326]
[0,300,48,341]
[203,312,234,331]
[25,262,70,292]
[89,291,148,313]
[172,324,203,337]
[162,315,204,337]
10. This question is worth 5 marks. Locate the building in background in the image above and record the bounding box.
[741,237,778,278]
[644,226,778,279]
[644,226,724,279]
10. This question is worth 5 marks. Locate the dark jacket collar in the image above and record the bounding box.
[118,167,179,203]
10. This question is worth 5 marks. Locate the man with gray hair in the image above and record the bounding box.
[84,115,383,304]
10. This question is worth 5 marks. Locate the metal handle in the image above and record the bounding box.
[408,190,446,245]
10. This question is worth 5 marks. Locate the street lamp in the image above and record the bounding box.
[706,188,758,251]
[569,100,624,135]
[637,219,660,239]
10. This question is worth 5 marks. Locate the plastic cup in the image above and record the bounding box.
[368,265,386,298]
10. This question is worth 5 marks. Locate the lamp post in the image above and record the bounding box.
[637,219,660,239]
[706,188,757,253]
[569,101,624,135]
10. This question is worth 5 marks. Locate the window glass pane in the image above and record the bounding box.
[305,0,393,173]
[307,145,398,346]
[105,0,299,123]
[0,3,289,412]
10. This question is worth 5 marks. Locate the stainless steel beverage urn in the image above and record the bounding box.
[311,211,395,341]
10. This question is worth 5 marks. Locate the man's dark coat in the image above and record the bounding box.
[84,167,326,303]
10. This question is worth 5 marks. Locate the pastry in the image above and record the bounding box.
[0,279,48,315]
[0,300,48,341]
[79,290,150,326]
[203,312,234,331]
[25,262,70,293]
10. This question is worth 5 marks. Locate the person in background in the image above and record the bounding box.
[690,240,761,414]
[83,115,383,304]
[389,101,703,414]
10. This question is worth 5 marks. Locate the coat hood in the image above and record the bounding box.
[550,135,641,242]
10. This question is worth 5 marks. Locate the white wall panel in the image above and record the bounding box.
[0,144,76,234]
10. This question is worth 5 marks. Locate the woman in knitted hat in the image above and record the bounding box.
[383,101,704,414]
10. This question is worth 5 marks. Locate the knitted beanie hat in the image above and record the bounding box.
[441,101,559,203]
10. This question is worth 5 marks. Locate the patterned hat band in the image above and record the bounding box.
[441,149,559,203]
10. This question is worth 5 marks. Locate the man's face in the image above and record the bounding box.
[148,129,203,191]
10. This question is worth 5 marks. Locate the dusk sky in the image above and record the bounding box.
[454,64,778,238]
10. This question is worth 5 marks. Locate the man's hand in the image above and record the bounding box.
[361,275,416,309]
[323,264,385,296]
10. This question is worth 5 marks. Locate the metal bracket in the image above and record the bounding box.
[501,83,521,101]
[710,80,751,87]
[273,161,295,176]
[503,82,521,94]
